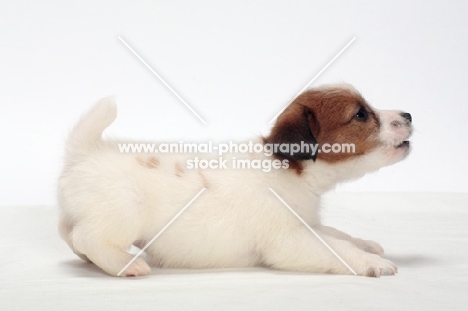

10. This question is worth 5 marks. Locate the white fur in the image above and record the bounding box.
[58,96,412,277]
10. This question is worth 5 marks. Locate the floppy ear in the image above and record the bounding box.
[265,105,319,161]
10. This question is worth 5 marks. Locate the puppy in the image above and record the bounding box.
[58,85,412,277]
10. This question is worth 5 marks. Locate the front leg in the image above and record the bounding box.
[320,225,384,256]
[261,226,396,277]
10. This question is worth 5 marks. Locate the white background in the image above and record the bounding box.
[1,0,467,206]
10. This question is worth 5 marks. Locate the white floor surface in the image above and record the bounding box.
[1,193,467,310]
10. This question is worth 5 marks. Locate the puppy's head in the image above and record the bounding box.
[264,84,412,172]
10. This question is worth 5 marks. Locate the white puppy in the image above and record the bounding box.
[58,85,412,277]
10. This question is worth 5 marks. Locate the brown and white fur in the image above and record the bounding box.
[58,85,413,277]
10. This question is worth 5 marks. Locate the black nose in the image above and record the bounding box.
[401,112,412,123]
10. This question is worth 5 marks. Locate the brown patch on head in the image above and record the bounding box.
[136,156,160,169]
[175,161,185,177]
[264,85,380,172]
[198,171,210,188]
[267,152,305,175]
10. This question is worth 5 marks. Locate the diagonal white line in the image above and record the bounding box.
[268,37,356,124]
[268,188,357,275]
[118,36,207,125]
[117,188,206,276]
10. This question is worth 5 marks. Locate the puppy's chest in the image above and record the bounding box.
[290,193,321,225]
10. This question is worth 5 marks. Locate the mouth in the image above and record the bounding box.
[395,140,410,148]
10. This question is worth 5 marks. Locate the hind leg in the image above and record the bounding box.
[72,223,151,277]
[58,217,90,262]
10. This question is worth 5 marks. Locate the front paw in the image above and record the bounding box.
[356,239,384,255]
[356,254,397,277]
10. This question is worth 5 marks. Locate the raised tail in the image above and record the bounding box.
[66,97,117,155]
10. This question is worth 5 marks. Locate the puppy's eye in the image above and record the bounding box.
[355,107,367,120]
